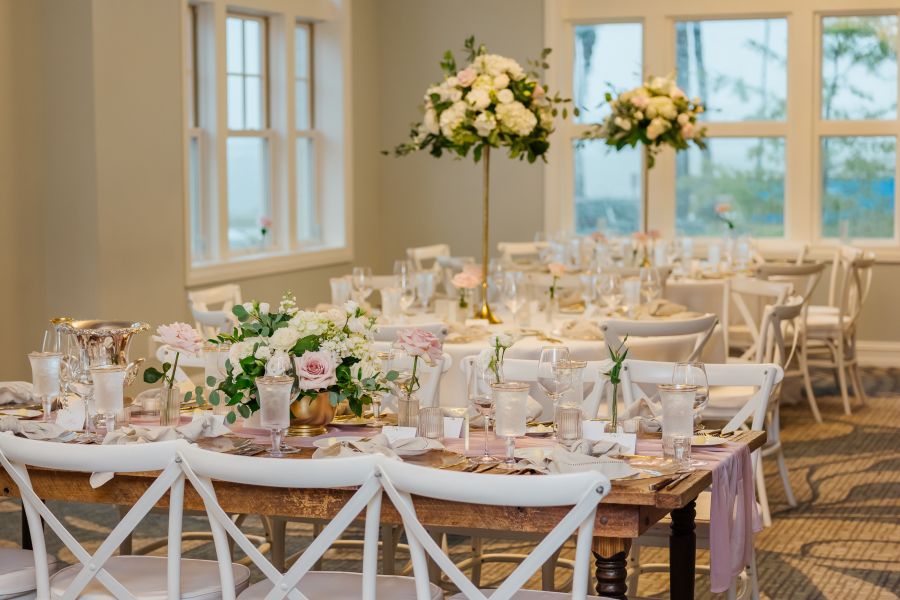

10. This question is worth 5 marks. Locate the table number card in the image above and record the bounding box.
[381,426,418,443]
[56,396,86,431]
[581,420,637,455]
[443,416,464,439]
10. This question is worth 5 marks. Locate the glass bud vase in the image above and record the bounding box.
[545,295,559,327]
[159,386,180,426]
[397,387,420,428]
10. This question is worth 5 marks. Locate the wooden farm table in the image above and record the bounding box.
[0,430,766,600]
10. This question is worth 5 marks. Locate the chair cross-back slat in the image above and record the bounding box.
[602,313,719,363]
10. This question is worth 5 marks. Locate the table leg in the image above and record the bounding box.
[593,536,631,600]
[670,499,697,600]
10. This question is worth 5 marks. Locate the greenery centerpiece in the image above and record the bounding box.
[188,293,395,428]
[587,74,707,232]
[389,36,574,323]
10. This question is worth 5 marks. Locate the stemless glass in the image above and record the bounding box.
[491,381,529,466]
[256,375,299,457]
[640,267,662,305]
[467,362,498,464]
[28,351,62,422]
[598,273,623,313]
[352,267,373,304]
[90,365,126,432]
[415,271,437,311]
[658,383,697,470]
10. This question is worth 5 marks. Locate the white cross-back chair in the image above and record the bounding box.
[722,278,792,362]
[176,443,441,600]
[751,241,808,266]
[601,313,719,364]
[805,254,875,416]
[0,434,249,599]
[756,262,827,422]
[187,284,242,340]
[378,459,614,600]
[621,361,783,599]
[407,244,451,271]
[497,242,548,265]
[0,546,57,599]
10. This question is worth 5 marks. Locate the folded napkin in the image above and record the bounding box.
[445,322,490,343]
[467,396,543,428]
[560,320,604,340]
[91,413,231,487]
[509,439,628,476]
[311,433,444,460]
[0,381,34,405]
[0,415,67,440]
[633,299,701,320]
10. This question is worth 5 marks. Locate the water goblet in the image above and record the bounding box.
[502,271,526,320]
[491,381,529,466]
[28,351,62,422]
[467,362,499,464]
[598,273,623,313]
[415,271,437,311]
[90,365,126,432]
[579,273,598,313]
[640,267,662,305]
[256,375,299,457]
[352,267,373,304]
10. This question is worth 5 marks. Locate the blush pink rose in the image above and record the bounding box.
[396,328,443,365]
[293,350,337,391]
[548,262,567,278]
[452,272,479,289]
[259,216,273,228]
[457,67,477,88]
[462,263,483,279]
[155,322,203,355]
[533,84,545,99]
[715,203,732,214]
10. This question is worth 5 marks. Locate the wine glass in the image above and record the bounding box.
[537,346,572,419]
[393,259,413,283]
[352,267,373,304]
[672,362,710,467]
[579,273,598,313]
[398,280,416,321]
[372,349,395,426]
[598,272,623,313]
[415,271,437,311]
[640,267,662,305]
[256,375,299,457]
[467,361,499,465]
[502,271,526,320]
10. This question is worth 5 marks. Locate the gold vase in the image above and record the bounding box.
[475,146,501,323]
[288,392,334,437]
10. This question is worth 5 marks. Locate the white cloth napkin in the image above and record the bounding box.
[633,299,702,320]
[445,323,490,343]
[510,439,628,476]
[561,320,604,340]
[0,415,67,440]
[311,433,443,460]
[0,382,34,405]
[91,413,231,487]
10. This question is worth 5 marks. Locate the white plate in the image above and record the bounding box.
[0,408,43,419]
[692,435,728,447]
[313,436,363,449]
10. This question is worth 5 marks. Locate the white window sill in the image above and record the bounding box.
[187,245,353,286]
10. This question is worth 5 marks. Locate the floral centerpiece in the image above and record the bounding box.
[389,36,574,323]
[587,74,707,232]
[189,293,393,425]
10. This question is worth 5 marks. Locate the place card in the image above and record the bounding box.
[381,426,417,443]
[56,396,86,431]
[443,416,464,439]
[581,420,637,455]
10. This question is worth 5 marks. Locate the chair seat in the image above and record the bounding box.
[805,313,851,332]
[449,590,619,599]
[807,305,838,315]
[50,556,249,600]
[0,548,57,600]
[702,385,755,420]
[238,572,442,600]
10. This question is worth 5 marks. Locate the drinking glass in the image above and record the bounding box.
[491,381,529,466]
[415,271,437,311]
[330,277,352,306]
[598,273,623,313]
[658,384,696,469]
[622,278,642,315]
[502,271,526,319]
[467,362,498,464]
[417,406,444,439]
[28,352,62,422]
[671,435,692,469]
[640,267,662,305]
[371,350,394,425]
[352,267,373,304]
[579,273,598,312]
[90,365,126,432]
[537,346,572,409]
[398,280,416,317]
[555,406,583,443]
[672,362,709,413]
[256,375,299,457]
[393,259,413,283]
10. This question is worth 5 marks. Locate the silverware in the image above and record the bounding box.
[649,476,676,491]
[664,471,692,490]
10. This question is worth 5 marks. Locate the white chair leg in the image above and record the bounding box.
[836,344,852,415]
[755,463,772,528]
[850,363,867,406]
[776,447,797,507]
[541,548,561,591]
[799,341,822,423]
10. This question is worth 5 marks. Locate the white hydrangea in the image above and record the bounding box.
[496,101,537,136]
[228,341,254,374]
[424,108,440,134]
[439,101,468,137]
[473,112,497,137]
[647,96,676,120]
[289,310,329,337]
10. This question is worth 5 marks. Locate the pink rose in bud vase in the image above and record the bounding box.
[260,216,273,240]
[293,350,338,391]
[547,262,567,278]
[462,263,483,279]
[396,328,443,365]
[452,272,479,289]
[155,322,203,355]
[648,230,662,240]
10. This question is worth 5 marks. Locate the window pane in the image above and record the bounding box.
[227,75,244,129]
[821,136,895,239]
[245,76,263,129]
[574,140,641,235]
[226,17,243,73]
[296,81,310,130]
[676,19,787,121]
[573,23,642,124]
[676,138,785,237]
[295,24,309,79]
[227,137,269,251]
[822,16,898,120]
[243,19,262,76]
[296,137,316,241]
[189,137,206,260]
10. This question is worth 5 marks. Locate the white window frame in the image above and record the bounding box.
[182,0,353,286]
[545,0,900,261]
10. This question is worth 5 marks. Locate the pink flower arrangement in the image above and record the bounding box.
[293,350,338,391]
[155,322,203,355]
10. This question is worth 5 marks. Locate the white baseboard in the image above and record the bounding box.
[857,341,900,368]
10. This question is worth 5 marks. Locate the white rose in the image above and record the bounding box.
[439,101,468,137]
[466,88,491,111]
[634,111,644,121]
[445,76,459,88]
[471,74,493,90]
[646,117,670,140]
[449,88,463,102]
[495,101,537,136]
[496,89,514,104]
[228,341,253,373]
[614,116,632,132]
[677,113,689,126]
[254,344,272,360]
[344,300,359,314]
[493,74,509,89]
[347,316,368,335]
[649,96,677,120]
[424,108,439,134]
[270,326,301,351]
[473,112,497,137]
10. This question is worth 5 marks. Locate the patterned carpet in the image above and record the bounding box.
[1,369,898,599]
